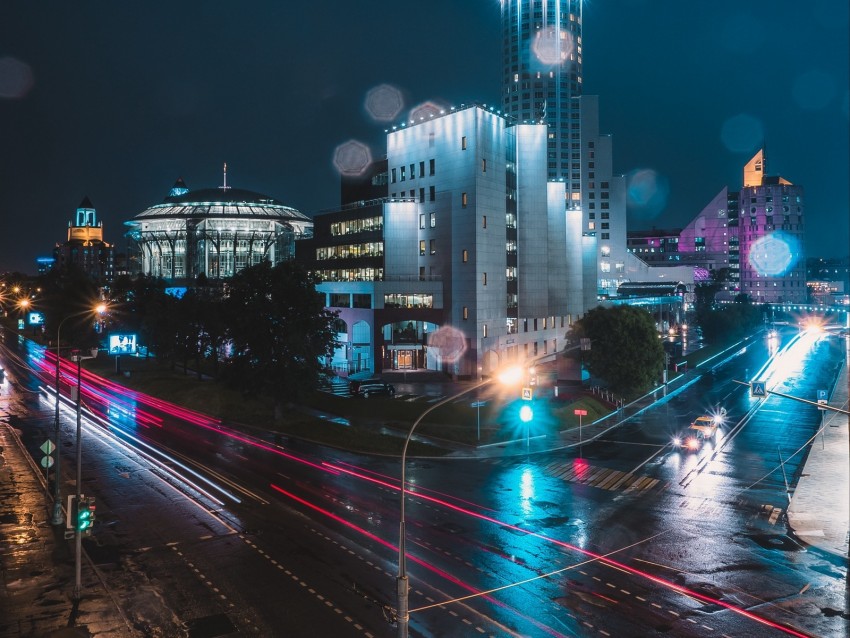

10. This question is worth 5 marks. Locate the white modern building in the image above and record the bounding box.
[299,105,587,378]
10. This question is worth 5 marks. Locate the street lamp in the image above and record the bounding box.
[397,363,532,637]
[50,304,107,527]
[397,379,485,638]
[71,346,98,601]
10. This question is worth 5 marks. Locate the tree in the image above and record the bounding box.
[222,261,338,417]
[567,305,665,399]
[697,296,763,344]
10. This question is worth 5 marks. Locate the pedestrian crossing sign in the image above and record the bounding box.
[750,381,766,397]
[521,387,532,400]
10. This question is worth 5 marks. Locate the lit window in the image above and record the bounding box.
[419,240,425,256]
[430,212,436,228]
[419,214,425,229]
[462,192,468,208]
[462,249,468,263]
[483,324,488,338]
[463,306,469,320]
[400,166,406,181]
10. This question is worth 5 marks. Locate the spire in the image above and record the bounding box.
[221,162,230,190]
[742,149,765,188]
[79,196,94,210]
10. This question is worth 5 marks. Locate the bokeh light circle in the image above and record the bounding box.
[625,169,669,220]
[333,140,372,177]
[364,84,404,123]
[748,232,801,277]
[720,113,764,154]
[532,26,574,65]
[427,325,467,364]
[409,100,443,122]
[0,57,34,99]
[792,70,836,111]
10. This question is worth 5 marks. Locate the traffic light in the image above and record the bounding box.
[78,497,96,536]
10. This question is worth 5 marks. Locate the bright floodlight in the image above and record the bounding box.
[497,365,524,386]
[519,405,533,423]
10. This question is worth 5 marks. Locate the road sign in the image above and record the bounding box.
[40,456,54,469]
[818,389,828,411]
[521,387,532,401]
[573,409,588,416]
[40,440,56,455]
[470,401,487,408]
[750,381,766,397]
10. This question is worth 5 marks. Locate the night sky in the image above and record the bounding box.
[2,0,848,274]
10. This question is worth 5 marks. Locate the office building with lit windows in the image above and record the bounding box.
[298,105,586,378]
[500,0,628,297]
[629,149,806,303]
[735,150,806,303]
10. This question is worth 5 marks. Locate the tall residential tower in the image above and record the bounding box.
[501,0,629,297]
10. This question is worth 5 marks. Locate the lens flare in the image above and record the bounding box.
[332,140,372,176]
[532,26,574,66]
[426,325,467,364]
[720,113,764,154]
[364,83,404,122]
[748,232,801,276]
[626,168,669,219]
[0,57,34,99]
[409,100,444,122]
[792,69,836,111]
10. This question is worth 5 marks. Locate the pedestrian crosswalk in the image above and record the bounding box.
[543,459,665,494]
[487,458,667,495]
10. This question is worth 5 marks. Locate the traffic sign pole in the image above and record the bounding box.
[574,409,588,457]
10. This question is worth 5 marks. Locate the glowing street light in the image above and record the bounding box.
[397,363,533,636]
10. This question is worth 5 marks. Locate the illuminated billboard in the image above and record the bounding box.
[28,311,45,325]
[108,334,138,355]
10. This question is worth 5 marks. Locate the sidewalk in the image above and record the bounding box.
[787,359,850,558]
[0,421,135,637]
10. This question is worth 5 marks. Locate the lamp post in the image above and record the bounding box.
[50,305,107,527]
[397,363,533,637]
[71,346,98,601]
[397,379,486,638]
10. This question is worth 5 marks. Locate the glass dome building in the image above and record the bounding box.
[126,177,312,280]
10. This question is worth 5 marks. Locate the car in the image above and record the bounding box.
[351,379,396,398]
[672,413,723,451]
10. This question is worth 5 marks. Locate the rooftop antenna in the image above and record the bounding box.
[221,162,230,190]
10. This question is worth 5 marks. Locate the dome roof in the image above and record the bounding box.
[133,182,310,222]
